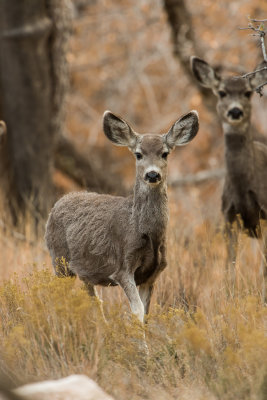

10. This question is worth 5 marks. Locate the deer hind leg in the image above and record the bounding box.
[82,280,107,324]
[52,251,76,278]
[225,222,239,296]
[139,247,166,319]
[139,283,154,317]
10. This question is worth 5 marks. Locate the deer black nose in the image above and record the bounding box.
[227,107,243,120]
[145,171,161,183]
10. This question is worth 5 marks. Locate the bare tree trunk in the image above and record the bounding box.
[0,0,74,227]
[0,1,70,225]
[163,0,217,113]
[0,1,125,228]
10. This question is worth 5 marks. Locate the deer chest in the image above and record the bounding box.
[222,187,262,237]
[134,235,165,285]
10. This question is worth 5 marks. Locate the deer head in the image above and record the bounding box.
[191,56,266,127]
[103,111,199,186]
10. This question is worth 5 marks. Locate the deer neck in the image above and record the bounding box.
[223,121,254,190]
[132,179,168,237]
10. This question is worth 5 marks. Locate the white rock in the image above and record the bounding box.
[12,375,115,400]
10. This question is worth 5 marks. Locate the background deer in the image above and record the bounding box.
[191,56,267,299]
[0,121,6,145]
[45,110,199,322]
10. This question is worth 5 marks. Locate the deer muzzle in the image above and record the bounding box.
[144,170,161,184]
[227,107,244,120]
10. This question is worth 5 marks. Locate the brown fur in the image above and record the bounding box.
[45,110,199,321]
[191,56,267,298]
[191,57,267,235]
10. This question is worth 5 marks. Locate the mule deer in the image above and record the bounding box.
[191,57,267,298]
[45,111,199,322]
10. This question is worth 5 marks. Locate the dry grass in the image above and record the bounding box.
[0,185,266,400]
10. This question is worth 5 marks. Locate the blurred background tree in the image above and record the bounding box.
[0,0,70,226]
[0,0,266,232]
[0,0,121,230]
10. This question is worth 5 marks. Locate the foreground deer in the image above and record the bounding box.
[45,111,199,322]
[191,57,267,297]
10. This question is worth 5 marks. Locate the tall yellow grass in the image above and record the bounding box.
[0,186,266,400]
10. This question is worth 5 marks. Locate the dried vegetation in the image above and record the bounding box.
[0,199,266,399]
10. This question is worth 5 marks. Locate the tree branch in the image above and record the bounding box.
[241,66,267,78]
[260,33,267,62]
[240,23,267,62]
[255,80,267,96]
[239,18,267,95]
[169,168,225,187]
[250,19,267,23]
[54,134,126,195]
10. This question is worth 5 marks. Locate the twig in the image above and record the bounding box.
[250,19,267,23]
[239,18,267,93]
[241,66,267,79]
[239,26,263,33]
[260,34,267,62]
[240,19,267,60]
[254,80,267,96]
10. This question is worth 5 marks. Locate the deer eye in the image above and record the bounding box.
[244,91,252,98]
[162,152,169,159]
[218,90,226,98]
[135,152,143,160]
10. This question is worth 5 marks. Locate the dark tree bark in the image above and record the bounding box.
[0,1,125,228]
[0,1,71,224]
[163,0,217,113]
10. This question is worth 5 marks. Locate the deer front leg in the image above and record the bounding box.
[119,275,144,323]
[120,274,149,359]
[225,222,238,294]
[261,229,267,304]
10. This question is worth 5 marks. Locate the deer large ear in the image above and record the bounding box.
[191,56,220,89]
[164,111,199,148]
[103,111,138,148]
[0,121,7,144]
[249,61,267,91]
